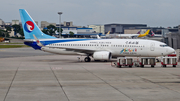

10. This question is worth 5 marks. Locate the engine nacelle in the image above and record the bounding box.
[93,51,112,60]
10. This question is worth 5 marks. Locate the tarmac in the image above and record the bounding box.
[1,48,180,101]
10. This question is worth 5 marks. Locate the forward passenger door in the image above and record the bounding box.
[150,42,155,51]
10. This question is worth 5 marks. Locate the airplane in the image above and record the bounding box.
[137,30,150,37]
[19,9,175,62]
[104,30,150,39]
[148,30,163,37]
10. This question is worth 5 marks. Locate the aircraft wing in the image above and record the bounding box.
[48,46,97,54]
[66,48,95,54]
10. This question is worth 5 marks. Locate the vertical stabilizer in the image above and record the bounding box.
[19,9,56,39]
[137,30,150,37]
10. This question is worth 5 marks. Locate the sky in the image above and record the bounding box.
[1,0,180,28]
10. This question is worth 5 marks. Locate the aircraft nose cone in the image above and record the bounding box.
[168,47,175,54]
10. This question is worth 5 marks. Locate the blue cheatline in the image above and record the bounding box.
[40,38,101,45]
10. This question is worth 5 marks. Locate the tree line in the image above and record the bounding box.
[0,24,74,38]
[0,24,74,37]
[0,24,24,38]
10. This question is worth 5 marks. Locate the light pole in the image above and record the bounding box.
[58,12,63,38]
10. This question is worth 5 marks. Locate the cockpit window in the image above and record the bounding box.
[160,45,168,47]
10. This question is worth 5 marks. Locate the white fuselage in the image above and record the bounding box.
[39,39,175,57]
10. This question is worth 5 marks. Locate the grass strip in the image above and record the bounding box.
[0,43,23,44]
[0,45,28,48]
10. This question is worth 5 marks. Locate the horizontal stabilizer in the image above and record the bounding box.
[33,34,44,47]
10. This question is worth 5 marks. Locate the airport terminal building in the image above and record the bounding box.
[166,26,180,49]
[104,23,147,34]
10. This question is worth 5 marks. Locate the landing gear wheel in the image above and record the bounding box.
[141,65,144,68]
[117,65,121,68]
[151,65,154,68]
[84,57,91,62]
[162,65,166,67]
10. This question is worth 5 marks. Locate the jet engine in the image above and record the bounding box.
[93,51,112,60]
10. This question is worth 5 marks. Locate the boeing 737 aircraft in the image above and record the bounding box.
[19,9,175,62]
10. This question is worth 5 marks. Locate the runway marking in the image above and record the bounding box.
[50,66,70,101]
[51,67,63,70]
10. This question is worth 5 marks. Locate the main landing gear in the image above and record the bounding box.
[84,57,91,62]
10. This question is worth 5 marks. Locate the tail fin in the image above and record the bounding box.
[107,31,110,35]
[19,9,56,39]
[145,30,150,35]
[150,30,155,36]
[137,30,150,38]
[137,30,141,34]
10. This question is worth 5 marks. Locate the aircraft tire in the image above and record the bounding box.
[84,57,91,62]
[162,65,166,67]
[151,65,154,68]
[173,65,176,67]
[141,65,144,68]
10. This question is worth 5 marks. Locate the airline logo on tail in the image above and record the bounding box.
[150,31,155,36]
[24,21,34,32]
